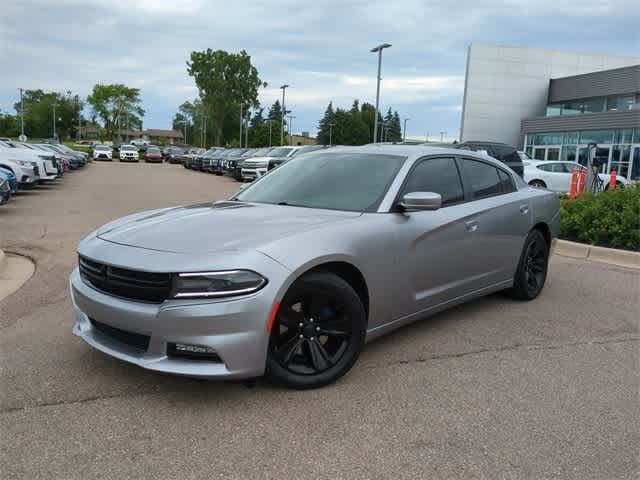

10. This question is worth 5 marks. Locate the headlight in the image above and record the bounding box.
[15,159,30,166]
[172,270,267,298]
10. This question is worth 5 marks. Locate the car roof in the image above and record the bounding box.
[317,144,492,161]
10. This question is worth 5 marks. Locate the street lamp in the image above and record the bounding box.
[18,88,25,141]
[370,43,391,143]
[403,118,410,143]
[280,84,289,146]
[328,122,335,146]
[239,104,243,148]
[52,97,58,141]
[287,115,296,145]
[440,131,446,142]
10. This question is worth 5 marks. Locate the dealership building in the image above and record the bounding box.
[460,45,640,181]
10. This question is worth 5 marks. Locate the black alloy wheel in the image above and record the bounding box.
[266,271,366,389]
[508,229,549,300]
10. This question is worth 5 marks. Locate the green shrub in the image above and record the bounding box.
[560,183,640,251]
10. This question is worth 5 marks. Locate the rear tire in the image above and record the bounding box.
[529,179,546,188]
[265,271,366,389]
[508,229,549,301]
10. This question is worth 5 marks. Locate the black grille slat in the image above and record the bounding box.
[79,255,172,303]
[90,319,150,351]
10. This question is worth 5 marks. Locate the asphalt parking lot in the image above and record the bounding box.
[0,163,638,479]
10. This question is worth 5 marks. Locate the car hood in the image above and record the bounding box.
[96,201,360,253]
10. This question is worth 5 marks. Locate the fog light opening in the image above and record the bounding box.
[167,343,222,362]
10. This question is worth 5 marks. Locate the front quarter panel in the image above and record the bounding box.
[258,213,403,332]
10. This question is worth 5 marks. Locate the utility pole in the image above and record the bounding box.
[244,110,249,148]
[19,88,25,140]
[52,97,57,141]
[328,122,335,146]
[403,118,410,142]
[239,104,243,148]
[287,115,296,145]
[77,95,81,140]
[280,84,289,146]
[268,121,272,147]
[202,115,208,148]
[370,43,392,143]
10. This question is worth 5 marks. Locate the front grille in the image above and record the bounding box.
[79,255,172,303]
[90,318,150,351]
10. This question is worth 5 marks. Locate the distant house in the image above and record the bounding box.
[142,129,184,145]
[79,125,101,140]
[290,133,317,146]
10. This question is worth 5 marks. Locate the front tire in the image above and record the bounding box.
[266,271,366,389]
[508,229,549,301]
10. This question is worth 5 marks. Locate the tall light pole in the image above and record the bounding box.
[268,121,273,147]
[18,88,25,140]
[52,96,58,141]
[370,43,392,143]
[440,131,446,142]
[280,84,289,146]
[77,95,82,141]
[244,110,249,148]
[328,122,335,146]
[239,104,243,148]
[287,115,295,145]
[403,118,410,143]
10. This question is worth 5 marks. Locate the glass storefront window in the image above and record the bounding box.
[561,102,581,115]
[533,133,564,145]
[564,132,579,144]
[613,129,633,144]
[606,95,636,112]
[579,130,613,144]
[561,146,577,162]
[545,104,562,116]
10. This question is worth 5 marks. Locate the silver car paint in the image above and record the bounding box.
[71,145,560,379]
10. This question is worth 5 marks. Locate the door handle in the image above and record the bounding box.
[465,220,479,232]
[519,204,529,215]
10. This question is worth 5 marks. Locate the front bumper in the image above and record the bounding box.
[240,167,267,181]
[70,263,279,379]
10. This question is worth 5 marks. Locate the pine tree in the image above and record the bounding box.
[267,100,283,122]
[248,107,264,146]
[390,111,402,142]
[317,102,336,145]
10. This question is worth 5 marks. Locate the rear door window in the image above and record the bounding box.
[402,157,464,206]
[461,159,503,199]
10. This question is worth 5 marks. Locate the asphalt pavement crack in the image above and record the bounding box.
[365,335,639,370]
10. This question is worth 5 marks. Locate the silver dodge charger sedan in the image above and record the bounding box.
[70,145,560,389]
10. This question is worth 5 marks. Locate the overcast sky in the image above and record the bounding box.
[1,0,638,141]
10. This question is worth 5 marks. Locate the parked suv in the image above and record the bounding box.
[119,145,139,162]
[453,141,524,176]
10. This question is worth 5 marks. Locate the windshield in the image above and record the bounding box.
[94,145,110,150]
[235,152,406,212]
[121,145,136,151]
[267,147,294,158]
[251,148,273,157]
[291,145,324,156]
[147,148,161,153]
[228,149,247,157]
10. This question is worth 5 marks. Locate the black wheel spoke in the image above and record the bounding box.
[308,340,331,371]
[279,336,303,366]
[318,328,349,338]
[278,308,304,328]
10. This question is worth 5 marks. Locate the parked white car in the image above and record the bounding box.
[93,144,113,161]
[119,144,139,162]
[0,140,57,181]
[0,153,39,187]
[523,160,629,193]
[240,146,302,181]
[130,139,149,147]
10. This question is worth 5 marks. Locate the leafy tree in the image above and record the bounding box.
[11,90,84,140]
[248,108,264,146]
[360,102,382,142]
[86,84,144,139]
[172,101,198,144]
[0,111,19,137]
[187,49,266,146]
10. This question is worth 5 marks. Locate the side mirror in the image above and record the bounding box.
[400,192,442,211]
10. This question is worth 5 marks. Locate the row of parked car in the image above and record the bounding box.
[90,143,167,163]
[0,139,90,206]
[179,145,328,182]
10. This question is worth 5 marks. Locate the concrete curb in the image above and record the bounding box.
[0,250,36,302]
[0,249,6,274]
[554,239,640,269]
